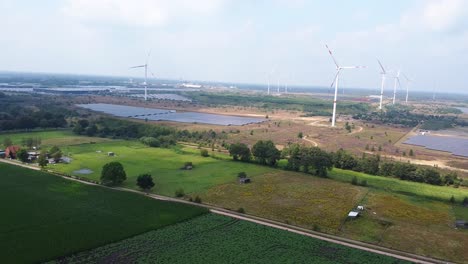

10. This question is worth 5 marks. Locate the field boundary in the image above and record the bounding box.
[0,159,453,264]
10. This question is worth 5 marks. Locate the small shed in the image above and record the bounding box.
[107,152,115,156]
[348,211,360,219]
[239,178,251,184]
[357,206,364,211]
[455,220,468,229]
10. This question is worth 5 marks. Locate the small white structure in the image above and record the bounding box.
[348,211,360,219]
[357,206,364,211]
[107,152,115,156]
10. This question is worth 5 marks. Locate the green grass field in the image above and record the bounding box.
[0,130,113,148]
[52,141,271,196]
[329,168,468,202]
[49,214,410,264]
[0,163,207,264]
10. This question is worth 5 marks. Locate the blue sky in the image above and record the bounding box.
[1,0,468,93]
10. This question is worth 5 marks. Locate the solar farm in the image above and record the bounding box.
[78,103,266,126]
[404,135,468,157]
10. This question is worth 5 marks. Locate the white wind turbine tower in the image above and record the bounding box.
[325,44,366,127]
[402,73,412,104]
[266,67,276,95]
[377,59,387,110]
[130,51,152,101]
[392,69,401,105]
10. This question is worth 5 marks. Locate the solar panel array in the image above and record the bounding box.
[404,135,468,157]
[77,104,173,117]
[77,103,266,126]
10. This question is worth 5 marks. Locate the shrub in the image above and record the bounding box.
[449,195,455,204]
[237,208,245,213]
[200,149,209,157]
[194,196,202,203]
[175,188,185,198]
[360,180,368,187]
[351,176,358,185]
[237,172,247,178]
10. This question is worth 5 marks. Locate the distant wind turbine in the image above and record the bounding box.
[325,44,366,127]
[267,67,276,95]
[392,69,401,105]
[402,73,412,104]
[130,51,152,101]
[377,59,387,110]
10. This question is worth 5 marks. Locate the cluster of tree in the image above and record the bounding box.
[353,106,466,129]
[0,94,73,131]
[73,117,224,148]
[332,149,462,186]
[190,92,368,116]
[282,144,333,177]
[228,141,280,167]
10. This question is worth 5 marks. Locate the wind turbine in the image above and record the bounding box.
[377,59,387,110]
[325,44,366,127]
[392,69,401,105]
[266,66,276,95]
[130,51,151,101]
[402,73,412,104]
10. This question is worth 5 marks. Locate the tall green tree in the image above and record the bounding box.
[101,162,127,186]
[136,174,155,192]
[37,153,48,168]
[49,146,62,162]
[17,149,29,162]
[252,140,280,166]
[229,142,251,162]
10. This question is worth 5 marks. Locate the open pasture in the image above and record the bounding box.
[52,140,271,196]
[0,130,113,147]
[50,214,409,264]
[340,191,468,263]
[198,172,367,233]
[0,163,207,264]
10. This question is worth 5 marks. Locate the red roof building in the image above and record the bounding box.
[5,145,20,159]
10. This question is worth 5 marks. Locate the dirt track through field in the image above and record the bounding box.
[303,136,319,147]
[0,158,450,264]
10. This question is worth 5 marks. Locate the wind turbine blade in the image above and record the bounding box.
[130,65,146,69]
[146,50,152,64]
[341,66,366,69]
[150,70,156,78]
[330,70,340,88]
[325,44,339,68]
[402,73,412,82]
[397,78,402,89]
[377,59,386,74]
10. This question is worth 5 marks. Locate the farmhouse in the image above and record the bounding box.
[5,145,21,159]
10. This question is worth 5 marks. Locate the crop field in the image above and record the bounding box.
[50,214,410,264]
[339,190,468,263]
[197,172,367,233]
[0,163,207,264]
[52,140,271,196]
[0,130,113,147]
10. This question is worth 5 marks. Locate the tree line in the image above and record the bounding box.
[228,140,463,187]
[72,117,225,147]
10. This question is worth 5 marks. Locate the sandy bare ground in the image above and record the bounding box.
[364,151,468,173]
[349,126,364,134]
[303,135,319,147]
[1,159,449,264]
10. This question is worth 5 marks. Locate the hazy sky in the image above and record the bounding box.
[1,0,468,93]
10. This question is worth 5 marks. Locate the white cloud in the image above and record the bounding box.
[401,0,467,32]
[62,0,228,27]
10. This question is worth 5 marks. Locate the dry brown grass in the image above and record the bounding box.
[340,191,468,263]
[198,171,367,233]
